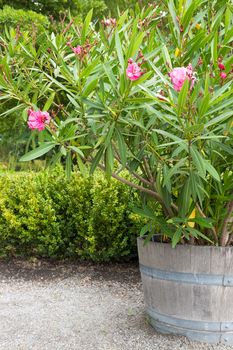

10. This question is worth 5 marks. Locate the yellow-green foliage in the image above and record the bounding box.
[0,169,142,260]
[0,6,49,32]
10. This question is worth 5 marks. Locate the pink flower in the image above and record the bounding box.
[27,109,51,132]
[104,19,111,26]
[102,18,116,27]
[72,45,82,55]
[169,64,196,91]
[218,62,225,70]
[126,59,143,81]
[220,72,227,79]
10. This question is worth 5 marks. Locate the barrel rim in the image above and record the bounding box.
[137,236,233,251]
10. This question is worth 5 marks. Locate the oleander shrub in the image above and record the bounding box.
[0,169,142,260]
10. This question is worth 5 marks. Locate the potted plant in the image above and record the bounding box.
[0,0,232,344]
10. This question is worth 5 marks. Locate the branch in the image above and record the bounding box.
[113,152,152,187]
[130,171,153,187]
[96,163,178,217]
[195,203,218,243]
[221,200,233,246]
[143,156,154,183]
[98,164,163,202]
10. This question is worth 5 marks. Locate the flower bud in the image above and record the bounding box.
[220,72,227,79]
[218,62,225,70]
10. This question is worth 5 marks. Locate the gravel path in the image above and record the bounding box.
[0,260,233,350]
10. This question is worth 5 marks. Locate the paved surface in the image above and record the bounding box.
[0,259,233,350]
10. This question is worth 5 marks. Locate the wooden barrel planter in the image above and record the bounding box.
[137,238,233,344]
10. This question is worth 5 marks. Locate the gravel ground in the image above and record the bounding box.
[0,259,233,350]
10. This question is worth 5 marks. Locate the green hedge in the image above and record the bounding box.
[0,169,142,261]
[0,6,49,32]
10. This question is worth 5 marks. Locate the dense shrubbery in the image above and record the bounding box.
[0,6,49,32]
[0,0,145,19]
[0,169,142,260]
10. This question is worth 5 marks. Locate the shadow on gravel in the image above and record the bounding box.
[0,258,141,284]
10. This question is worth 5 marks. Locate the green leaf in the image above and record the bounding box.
[203,160,220,182]
[126,31,145,59]
[103,63,119,96]
[211,32,218,64]
[21,107,28,122]
[189,217,214,229]
[190,146,206,179]
[65,151,72,179]
[76,154,88,177]
[69,146,84,158]
[178,177,191,217]
[140,223,153,237]
[163,158,187,186]
[105,123,115,147]
[20,143,56,162]
[172,227,182,248]
[177,79,189,116]
[198,93,210,117]
[67,94,80,109]
[185,124,204,135]
[105,144,114,178]
[133,206,155,220]
[181,1,196,31]
[82,78,98,97]
[0,103,25,117]
[115,31,124,70]
[43,92,55,111]
[186,227,214,244]
[90,146,105,174]
[81,9,93,44]
[205,110,233,127]
[115,128,127,167]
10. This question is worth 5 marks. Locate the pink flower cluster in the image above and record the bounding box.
[126,58,144,81]
[218,60,227,79]
[169,64,196,91]
[67,41,92,59]
[101,18,116,27]
[72,45,82,55]
[27,109,51,132]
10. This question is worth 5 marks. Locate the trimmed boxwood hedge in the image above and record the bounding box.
[0,168,143,261]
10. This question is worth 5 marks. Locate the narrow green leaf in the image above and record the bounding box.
[65,151,72,179]
[43,92,55,111]
[81,9,93,44]
[211,32,218,64]
[90,146,105,174]
[105,144,114,178]
[163,158,187,186]
[178,177,191,217]
[82,78,98,97]
[205,110,233,127]
[103,64,119,95]
[76,154,88,177]
[186,227,214,244]
[177,79,189,116]
[126,31,145,59]
[172,227,182,248]
[203,160,220,182]
[115,128,127,167]
[115,30,124,70]
[140,223,152,237]
[190,146,206,178]
[20,143,55,162]
[198,93,210,117]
